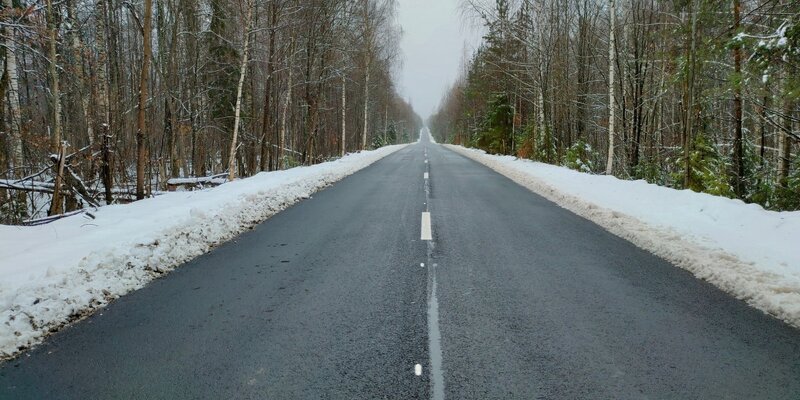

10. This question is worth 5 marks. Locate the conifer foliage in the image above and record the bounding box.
[430,0,800,210]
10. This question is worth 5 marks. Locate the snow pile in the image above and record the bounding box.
[446,145,800,327]
[0,145,406,358]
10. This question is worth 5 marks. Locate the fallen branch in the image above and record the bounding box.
[22,209,88,226]
[0,179,55,194]
[166,173,228,190]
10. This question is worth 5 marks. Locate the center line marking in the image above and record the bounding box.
[421,212,432,241]
[427,261,445,400]
[422,146,444,398]
[414,363,422,376]
[424,172,429,180]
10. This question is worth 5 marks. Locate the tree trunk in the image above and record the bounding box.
[759,94,767,159]
[228,0,254,181]
[731,0,745,196]
[279,37,295,170]
[778,98,792,186]
[341,74,346,156]
[260,2,277,171]
[49,143,66,216]
[605,0,617,175]
[537,81,546,150]
[683,2,698,188]
[101,125,113,204]
[95,0,113,203]
[165,98,177,178]
[67,0,93,147]
[47,0,64,215]
[362,60,370,150]
[3,0,23,180]
[136,0,154,199]
[163,0,181,178]
[0,67,7,175]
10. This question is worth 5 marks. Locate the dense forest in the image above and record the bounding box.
[0,0,422,224]
[430,0,799,210]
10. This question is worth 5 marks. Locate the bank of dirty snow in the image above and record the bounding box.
[447,145,800,328]
[0,145,406,358]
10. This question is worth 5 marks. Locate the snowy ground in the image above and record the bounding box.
[447,145,800,328]
[0,145,407,358]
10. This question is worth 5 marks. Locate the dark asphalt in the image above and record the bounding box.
[2,134,800,399]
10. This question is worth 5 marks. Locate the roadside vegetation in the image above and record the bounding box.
[0,0,422,224]
[430,0,799,210]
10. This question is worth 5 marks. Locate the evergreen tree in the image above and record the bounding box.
[476,94,513,154]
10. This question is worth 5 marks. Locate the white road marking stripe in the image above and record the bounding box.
[414,363,422,376]
[421,148,444,398]
[427,261,445,399]
[421,212,432,241]
[424,172,429,180]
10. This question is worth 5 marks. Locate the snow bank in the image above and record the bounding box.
[426,127,437,144]
[446,145,800,328]
[0,145,406,358]
[416,127,436,144]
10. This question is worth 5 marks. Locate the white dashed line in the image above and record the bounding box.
[421,212,432,241]
[415,363,422,376]
[422,145,444,398]
[424,172,429,180]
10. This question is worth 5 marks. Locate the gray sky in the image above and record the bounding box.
[396,0,483,121]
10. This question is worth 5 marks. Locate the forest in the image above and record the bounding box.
[430,0,799,210]
[0,0,422,224]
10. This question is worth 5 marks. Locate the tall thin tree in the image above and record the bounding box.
[136,0,154,199]
[605,0,617,175]
[228,0,254,180]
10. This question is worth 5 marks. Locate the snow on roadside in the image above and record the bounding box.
[426,127,437,144]
[446,144,800,328]
[416,127,435,143]
[0,145,407,358]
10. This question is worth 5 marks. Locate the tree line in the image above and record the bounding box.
[0,0,422,224]
[430,0,799,210]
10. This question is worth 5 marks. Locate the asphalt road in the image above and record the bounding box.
[2,132,800,399]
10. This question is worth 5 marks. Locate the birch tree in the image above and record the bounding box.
[3,0,23,179]
[605,0,617,175]
[227,0,253,180]
[47,0,64,215]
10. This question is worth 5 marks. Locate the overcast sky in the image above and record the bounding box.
[396,0,484,121]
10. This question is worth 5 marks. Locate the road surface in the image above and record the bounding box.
[2,132,800,399]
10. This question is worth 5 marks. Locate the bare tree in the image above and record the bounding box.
[605,0,617,175]
[228,0,254,180]
[136,0,155,199]
[0,0,422,223]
